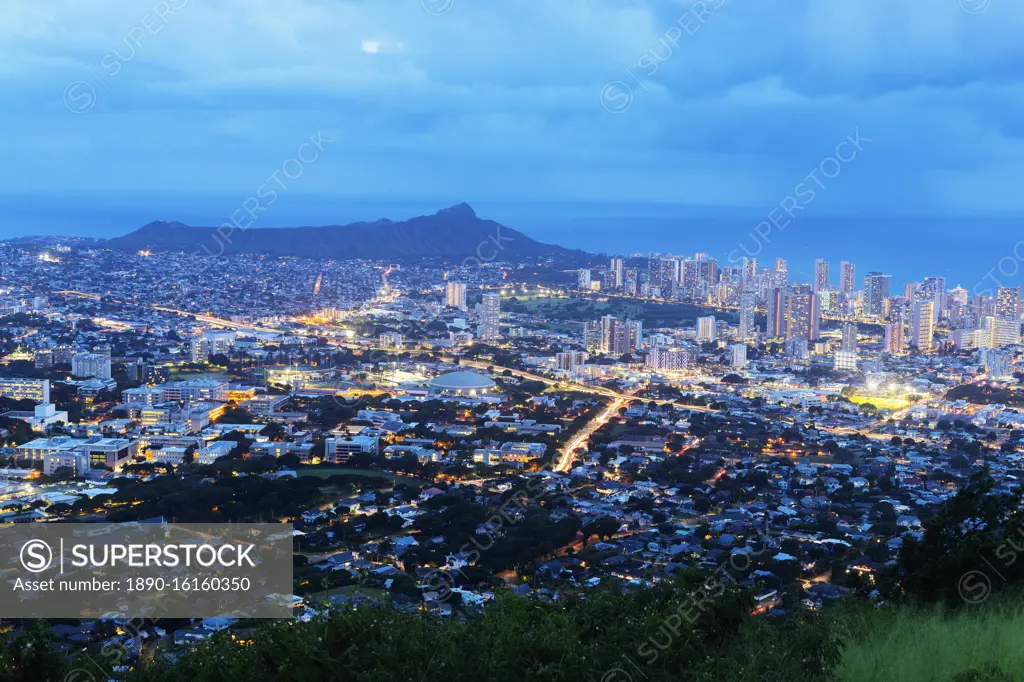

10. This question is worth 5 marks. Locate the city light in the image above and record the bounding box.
[6,17,1017,676]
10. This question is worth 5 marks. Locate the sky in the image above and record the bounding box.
[1,0,1023,214]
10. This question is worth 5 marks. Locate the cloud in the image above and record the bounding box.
[0,0,1021,212]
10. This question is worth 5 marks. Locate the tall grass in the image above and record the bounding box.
[833,598,1024,681]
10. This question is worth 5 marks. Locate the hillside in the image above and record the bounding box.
[10,584,1024,681]
[103,203,582,261]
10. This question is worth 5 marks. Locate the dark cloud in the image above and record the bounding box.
[0,0,1021,212]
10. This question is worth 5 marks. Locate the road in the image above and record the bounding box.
[57,291,286,334]
[66,290,986,465]
[62,290,730,423]
[454,356,719,416]
[553,393,635,473]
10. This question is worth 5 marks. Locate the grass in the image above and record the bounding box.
[848,394,913,411]
[297,466,428,486]
[834,599,1024,681]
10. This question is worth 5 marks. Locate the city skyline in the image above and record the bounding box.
[4,2,1024,678]
[3,185,1023,682]
[3,192,1023,292]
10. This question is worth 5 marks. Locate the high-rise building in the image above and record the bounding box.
[577,269,592,291]
[951,328,986,351]
[834,350,857,372]
[583,321,602,352]
[0,378,50,403]
[774,258,787,274]
[784,286,819,342]
[71,352,112,379]
[771,269,788,288]
[646,346,689,371]
[743,258,758,288]
[719,267,743,298]
[949,285,969,308]
[699,258,719,298]
[555,351,588,374]
[922,277,946,321]
[729,344,748,368]
[478,292,501,342]
[840,261,856,295]
[680,256,719,301]
[649,256,679,299]
[985,316,1022,348]
[951,318,1022,351]
[766,288,785,338]
[817,289,840,314]
[615,319,643,355]
[681,259,700,298]
[884,316,905,355]
[841,323,858,352]
[996,286,1021,320]
[974,293,996,319]
[445,282,468,311]
[911,300,935,352]
[33,350,54,368]
[864,272,891,316]
[982,348,1013,380]
[190,337,210,363]
[813,259,830,292]
[610,257,625,288]
[738,292,756,340]
[623,268,638,296]
[202,329,236,356]
[599,315,619,354]
[627,320,643,353]
[697,316,717,342]
[785,337,809,360]
[379,332,404,349]
[594,316,642,355]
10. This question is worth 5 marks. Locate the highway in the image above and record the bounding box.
[61,284,958,458]
[553,393,635,473]
[57,291,287,334]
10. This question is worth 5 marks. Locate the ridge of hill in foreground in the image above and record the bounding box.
[9,581,1024,681]
[103,203,583,260]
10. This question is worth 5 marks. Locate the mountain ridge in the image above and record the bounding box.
[103,203,583,260]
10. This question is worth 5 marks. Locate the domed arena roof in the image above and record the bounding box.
[428,371,496,392]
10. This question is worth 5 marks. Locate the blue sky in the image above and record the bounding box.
[2,0,1023,213]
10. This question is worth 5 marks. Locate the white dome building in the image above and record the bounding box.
[428,371,496,397]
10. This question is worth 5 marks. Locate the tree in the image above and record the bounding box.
[279,453,301,469]
[217,406,255,424]
[0,620,65,680]
[899,472,1024,605]
[262,423,288,441]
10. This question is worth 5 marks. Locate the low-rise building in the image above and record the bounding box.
[323,435,378,463]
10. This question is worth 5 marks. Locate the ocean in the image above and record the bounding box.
[1,193,1021,293]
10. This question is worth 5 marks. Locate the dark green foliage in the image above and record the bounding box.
[0,579,841,682]
[898,472,1024,606]
[0,622,65,682]
[127,578,838,682]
